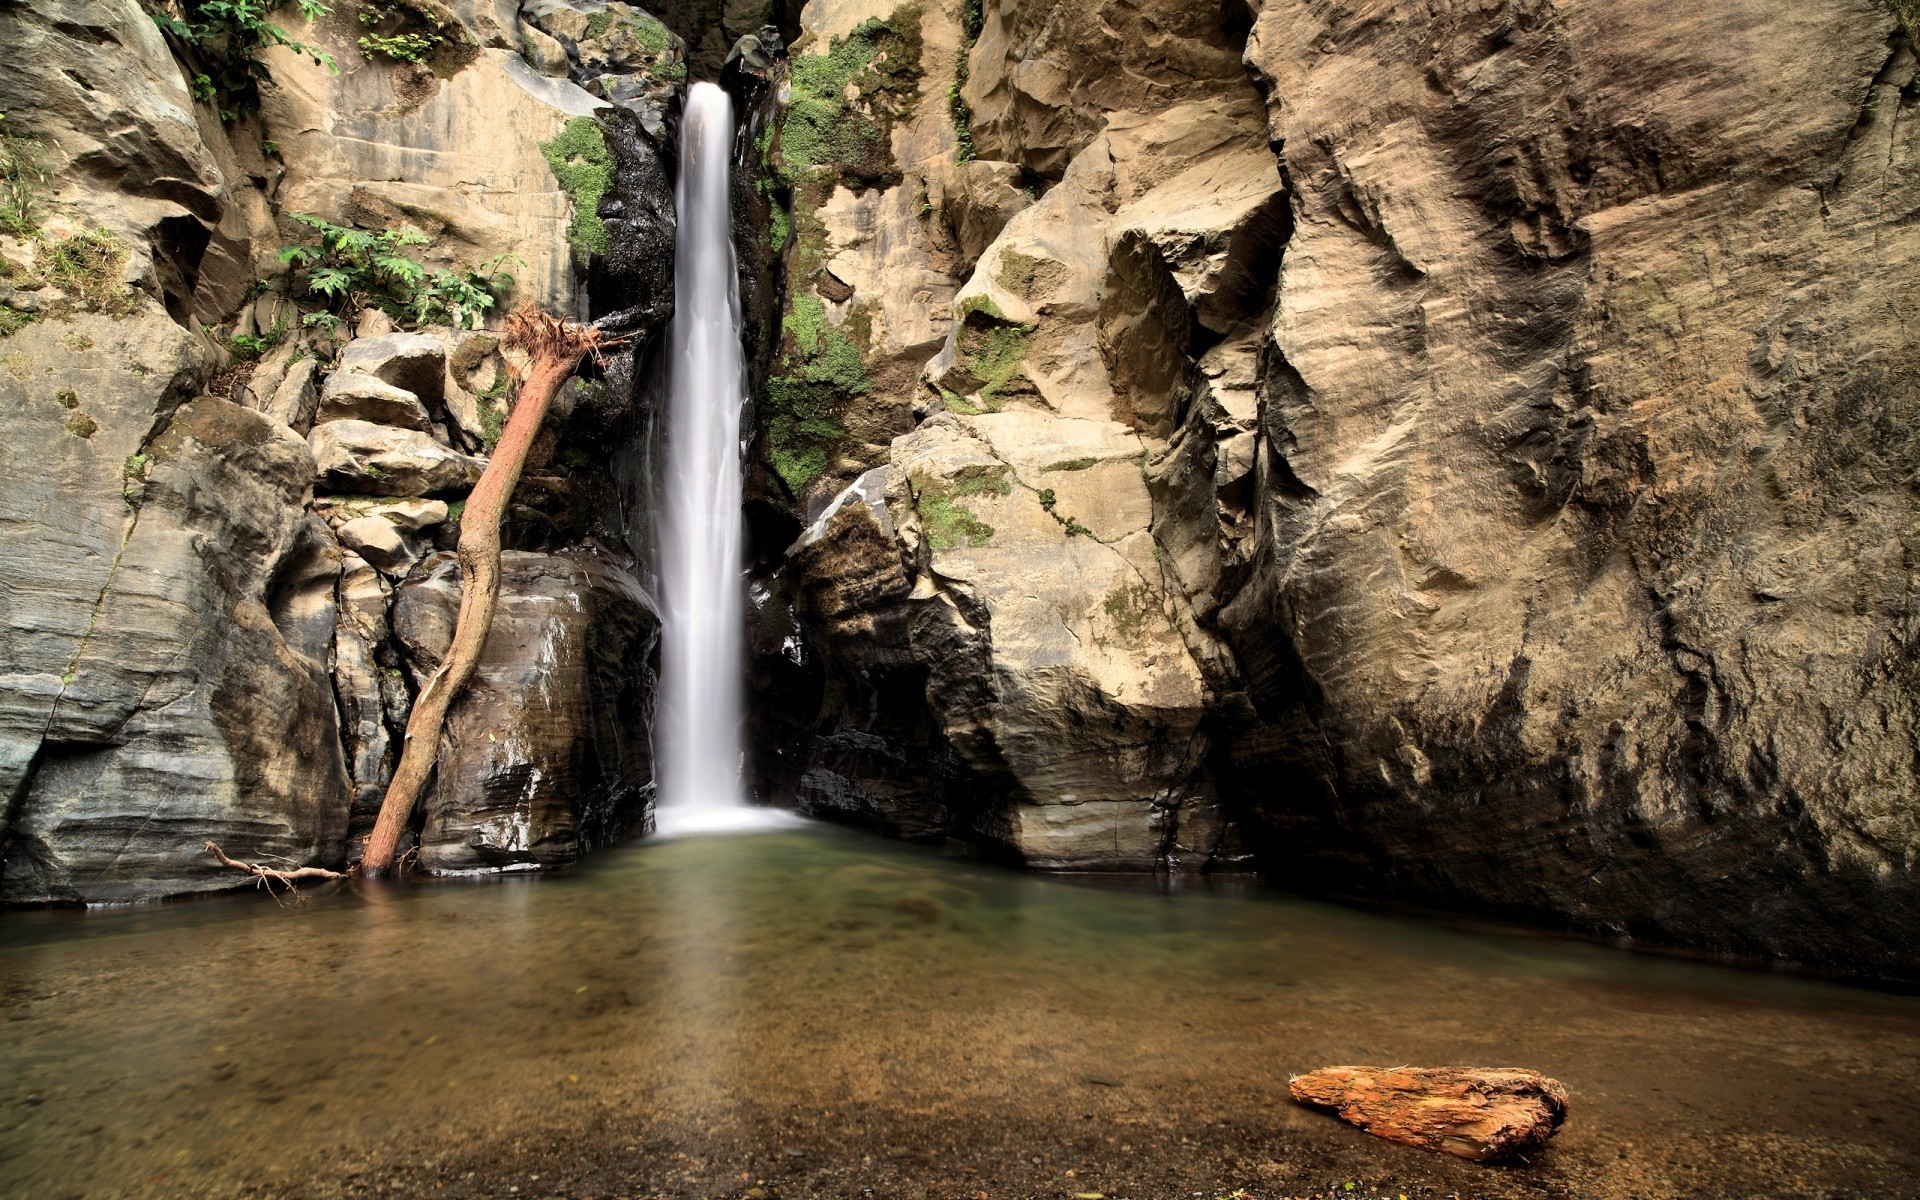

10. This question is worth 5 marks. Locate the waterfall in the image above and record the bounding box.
[653,82,790,836]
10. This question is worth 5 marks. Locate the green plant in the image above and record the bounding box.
[1037,487,1056,510]
[40,230,139,318]
[0,112,49,236]
[778,12,923,185]
[1064,516,1091,538]
[262,139,281,157]
[766,294,872,492]
[354,2,445,62]
[65,412,98,439]
[540,119,614,258]
[279,213,518,329]
[61,334,93,352]
[150,1,337,118]
[56,388,79,408]
[918,489,993,550]
[1045,457,1096,472]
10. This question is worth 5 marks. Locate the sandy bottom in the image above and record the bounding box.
[3,824,1917,1200]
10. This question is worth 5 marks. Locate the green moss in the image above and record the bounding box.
[629,11,670,52]
[60,333,92,351]
[541,118,614,258]
[55,388,78,408]
[585,10,615,39]
[777,10,923,184]
[65,412,97,438]
[1104,585,1147,638]
[919,491,993,550]
[998,248,1040,298]
[1064,516,1092,538]
[954,317,1034,412]
[479,398,507,451]
[766,294,872,492]
[1045,457,1096,472]
[1037,487,1056,510]
[952,468,1011,497]
[768,204,792,252]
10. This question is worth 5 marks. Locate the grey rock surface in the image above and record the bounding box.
[0,313,352,902]
[317,372,434,431]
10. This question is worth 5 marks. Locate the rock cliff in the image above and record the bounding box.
[756,0,1920,975]
[0,0,679,900]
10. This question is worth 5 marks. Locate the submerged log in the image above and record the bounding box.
[1289,1065,1568,1161]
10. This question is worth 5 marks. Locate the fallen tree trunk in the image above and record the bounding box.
[360,307,611,875]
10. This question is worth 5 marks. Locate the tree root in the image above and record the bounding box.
[205,841,345,905]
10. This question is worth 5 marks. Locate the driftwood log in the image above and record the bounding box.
[1289,1065,1568,1161]
[359,307,613,874]
[205,841,344,903]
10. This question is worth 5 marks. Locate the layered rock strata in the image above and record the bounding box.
[760,0,1920,974]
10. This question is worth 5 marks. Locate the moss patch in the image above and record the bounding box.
[1044,457,1097,472]
[918,490,993,550]
[64,412,97,439]
[954,313,1035,412]
[541,118,614,258]
[777,9,923,187]
[766,294,873,492]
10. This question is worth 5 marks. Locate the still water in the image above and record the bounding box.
[4,824,1918,1199]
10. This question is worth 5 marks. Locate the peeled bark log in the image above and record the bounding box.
[1289,1065,1568,1162]
[360,308,611,875]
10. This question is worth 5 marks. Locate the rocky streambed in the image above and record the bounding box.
[5,825,1920,1200]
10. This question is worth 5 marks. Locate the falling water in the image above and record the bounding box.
[654,83,790,836]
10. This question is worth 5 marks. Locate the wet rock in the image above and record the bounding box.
[1289,1066,1569,1162]
[392,551,661,872]
[335,514,427,576]
[0,313,352,902]
[333,558,399,844]
[317,372,434,431]
[309,420,486,496]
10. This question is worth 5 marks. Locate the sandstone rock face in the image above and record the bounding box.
[0,313,351,903]
[393,551,661,872]
[260,26,608,317]
[1218,0,1920,975]
[768,0,1920,974]
[1289,1066,1569,1162]
[318,372,434,431]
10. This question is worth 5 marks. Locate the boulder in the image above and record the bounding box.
[335,514,427,576]
[367,498,450,533]
[0,311,352,902]
[335,334,447,408]
[266,356,322,433]
[392,551,661,872]
[1289,1066,1569,1162]
[309,419,485,496]
[317,371,434,431]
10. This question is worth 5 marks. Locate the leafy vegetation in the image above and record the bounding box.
[951,0,982,162]
[149,1,337,119]
[540,119,614,258]
[1,113,49,236]
[951,301,1035,413]
[355,2,439,61]
[1045,457,1096,472]
[766,294,872,492]
[778,11,923,186]
[278,213,517,330]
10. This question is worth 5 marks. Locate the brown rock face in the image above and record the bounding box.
[1289,1066,1569,1162]
[1221,0,1920,976]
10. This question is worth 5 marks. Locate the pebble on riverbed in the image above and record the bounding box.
[1289,1065,1569,1162]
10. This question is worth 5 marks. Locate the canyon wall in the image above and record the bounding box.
[0,0,680,899]
[759,0,1920,975]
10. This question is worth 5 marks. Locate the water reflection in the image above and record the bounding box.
[2,825,1918,1198]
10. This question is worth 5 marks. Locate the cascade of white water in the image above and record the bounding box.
[653,82,792,836]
